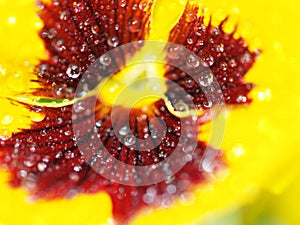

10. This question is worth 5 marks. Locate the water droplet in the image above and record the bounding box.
[46,28,57,39]
[95,121,102,128]
[194,24,206,36]
[119,126,129,136]
[124,135,136,146]
[212,27,220,36]
[241,52,252,64]
[186,54,200,68]
[73,101,85,113]
[119,0,127,7]
[139,0,148,10]
[91,24,99,34]
[143,193,155,204]
[88,54,96,62]
[202,55,215,67]
[54,38,65,52]
[198,72,214,86]
[73,2,85,13]
[66,64,81,79]
[128,18,141,32]
[167,45,182,60]
[57,117,63,124]
[69,172,80,181]
[80,42,88,52]
[107,36,119,47]
[185,12,196,22]
[19,170,28,178]
[37,162,47,172]
[187,38,194,45]
[167,184,177,194]
[174,102,189,112]
[74,165,82,172]
[184,78,195,88]
[24,160,34,167]
[216,43,224,52]
[203,101,212,108]
[64,130,72,136]
[59,11,69,20]
[236,95,247,103]
[229,59,237,68]
[150,130,158,139]
[99,54,112,66]
[158,151,167,158]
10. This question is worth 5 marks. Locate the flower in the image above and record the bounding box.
[0,0,300,225]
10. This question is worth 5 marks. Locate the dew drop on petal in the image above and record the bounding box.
[229,59,237,68]
[73,165,82,172]
[99,54,112,66]
[174,102,189,112]
[107,36,119,47]
[167,45,182,60]
[124,135,136,146]
[236,95,247,103]
[203,101,213,108]
[202,55,215,67]
[166,184,177,194]
[187,38,194,45]
[37,162,47,172]
[198,72,214,87]
[91,24,99,34]
[128,18,141,33]
[29,111,45,122]
[194,24,206,36]
[64,130,72,136]
[66,64,81,79]
[138,0,148,10]
[186,54,200,68]
[119,0,127,7]
[216,43,224,53]
[88,54,96,62]
[119,126,129,136]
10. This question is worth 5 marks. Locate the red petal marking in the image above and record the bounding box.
[165,4,259,110]
[34,0,154,97]
[0,98,223,223]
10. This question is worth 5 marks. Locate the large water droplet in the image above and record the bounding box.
[66,64,81,79]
